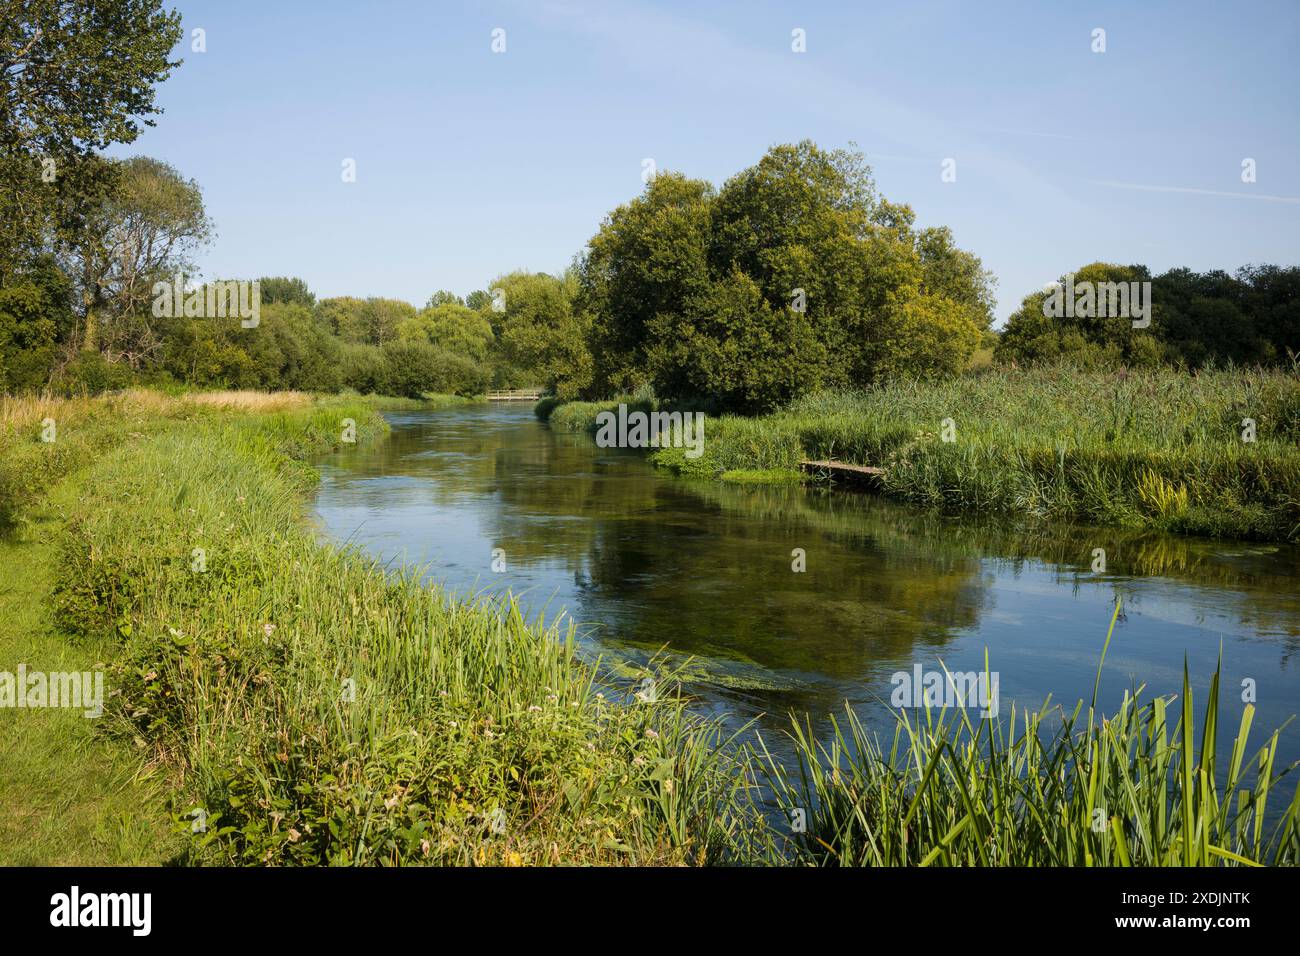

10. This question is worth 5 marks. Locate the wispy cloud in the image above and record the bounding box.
[1089,179,1300,205]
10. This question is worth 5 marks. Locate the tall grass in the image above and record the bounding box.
[542,365,1300,541]
[49,400,756,865]
[760,601,1300,866]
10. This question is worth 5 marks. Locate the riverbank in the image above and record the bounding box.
[3,388,1297,866]
[1,389,751,865]
[537,365,1300,542]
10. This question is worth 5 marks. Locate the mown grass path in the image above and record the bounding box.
[0,473,179,865]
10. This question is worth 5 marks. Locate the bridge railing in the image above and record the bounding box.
[485,389,544,401]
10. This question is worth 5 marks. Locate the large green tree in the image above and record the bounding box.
[66,155,211,363]
[580,141,994,412]
[1,0,182,280]
[487,269,592,398]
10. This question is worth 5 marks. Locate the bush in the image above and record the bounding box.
[378,341,487,398]
[52,351,137,395]
[339,343,387,394]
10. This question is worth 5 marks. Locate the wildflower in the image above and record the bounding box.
[645,728,659,739]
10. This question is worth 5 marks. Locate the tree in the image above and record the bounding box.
[489,269,592,397]
[579,172,714,396]
[259,276,315,308]
[318,296,415,345]
[66,155,211,364]
[995,262,1295,369]
[0,0,183,279]
[416,303,496,366]
[0,253,71,389]
[578,141,992,411]
[425,289,463,308]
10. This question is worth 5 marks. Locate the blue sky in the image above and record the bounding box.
[112,0,1300,323]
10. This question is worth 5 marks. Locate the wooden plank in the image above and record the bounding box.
[800,459,886,478]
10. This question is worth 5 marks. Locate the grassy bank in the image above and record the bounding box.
[16,391,751,865]
[538,365,1300,541]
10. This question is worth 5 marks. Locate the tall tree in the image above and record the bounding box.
[67,155,211,362]
[0,0,183,279]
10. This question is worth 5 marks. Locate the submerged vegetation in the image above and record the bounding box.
[538,363,1300,542]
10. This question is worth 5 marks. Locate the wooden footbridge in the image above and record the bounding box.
[486,389,543,401]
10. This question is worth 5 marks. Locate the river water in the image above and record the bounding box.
[312,403,1300,769]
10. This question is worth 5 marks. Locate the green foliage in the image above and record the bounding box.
[378,340,487,398]
[487,270,592,399]
[259,277,316,308]
[425,289,463,308]
[578,142,994,412]
[0,256,72,390]
[319,296,416,346]
[399,301,494,364]
[996,262,1299,369]
[0,1,183,279]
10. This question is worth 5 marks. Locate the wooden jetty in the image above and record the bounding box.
[800,459,887,486]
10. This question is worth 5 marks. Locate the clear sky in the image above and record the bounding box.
[110,0,1300,323]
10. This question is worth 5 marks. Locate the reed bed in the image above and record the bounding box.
[541,365,1300,541]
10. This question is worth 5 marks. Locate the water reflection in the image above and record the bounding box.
[312,404,1300,762]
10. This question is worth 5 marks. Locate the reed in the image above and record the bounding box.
[759,601,1300,866]
[545,364,1300,541]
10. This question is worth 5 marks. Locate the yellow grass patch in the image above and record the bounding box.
[1,389,312,431]
[181,390,312,412]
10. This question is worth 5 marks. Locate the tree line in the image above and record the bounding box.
[2,1,1294,409]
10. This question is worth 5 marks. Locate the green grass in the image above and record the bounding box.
[43,396,755,865]
[541,364,1300,540]
[759,601,1300,866]
[0,490,179,865]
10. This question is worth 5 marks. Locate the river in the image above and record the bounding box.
[312,403,1300,771]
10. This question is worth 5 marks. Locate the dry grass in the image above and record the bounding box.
[0,389,314,431]
[181,390,312,412]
